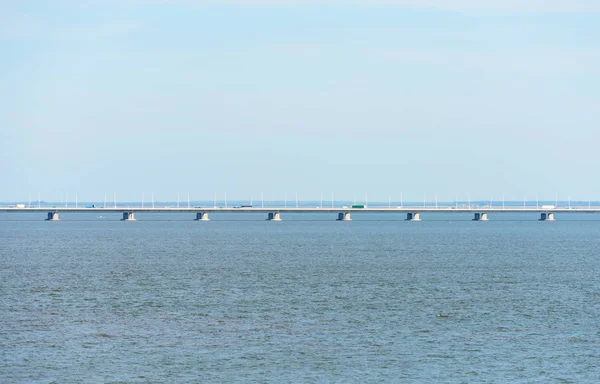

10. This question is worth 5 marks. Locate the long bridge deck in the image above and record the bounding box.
[2,206,599,221]
[1,207,600,213]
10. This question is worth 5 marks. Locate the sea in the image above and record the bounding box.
[1,210,599,383]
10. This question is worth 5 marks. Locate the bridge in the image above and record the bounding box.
[2,206,599,221]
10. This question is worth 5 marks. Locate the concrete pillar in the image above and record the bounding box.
[46,212,59,221]
[337,212,351,221]
[195,212,210,221]
[473,212,489,221]
[406,212,421,221]
[540,212,555,221]
[121,212,136,221]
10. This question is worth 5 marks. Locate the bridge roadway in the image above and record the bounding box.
[2,206,599,221]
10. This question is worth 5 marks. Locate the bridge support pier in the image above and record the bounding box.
[406,212,421,221]
[540,212,555,221]
[337,212,351,221]
[267,212,282,221]
[121,212,136,221]
[195,212,210,221]
[46,212,59,221]
[473,212,489,221]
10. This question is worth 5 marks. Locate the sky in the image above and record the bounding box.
[1,0,599,203]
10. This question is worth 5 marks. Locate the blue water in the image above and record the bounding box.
[1,213,599,382]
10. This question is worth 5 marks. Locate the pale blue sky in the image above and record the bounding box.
[1,1,599,203]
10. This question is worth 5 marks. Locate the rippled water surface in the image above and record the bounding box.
[1,213,599,382]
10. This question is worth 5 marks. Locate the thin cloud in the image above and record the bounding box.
[127,0,600,12]
[53,0,600,12]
